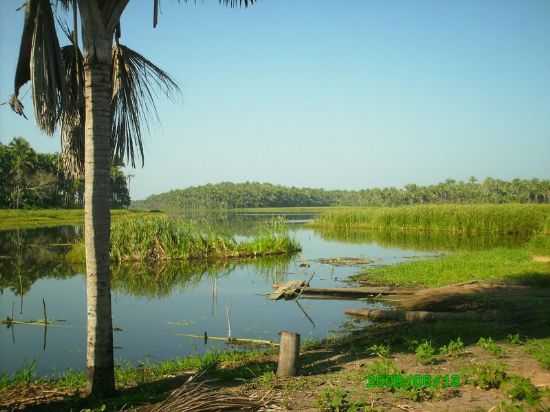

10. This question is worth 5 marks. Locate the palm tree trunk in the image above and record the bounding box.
[83,55,115,397]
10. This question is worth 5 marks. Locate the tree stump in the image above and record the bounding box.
[277,331,300,377]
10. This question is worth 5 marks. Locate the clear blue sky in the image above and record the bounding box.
[1,0,549,200]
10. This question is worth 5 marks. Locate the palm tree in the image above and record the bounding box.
[9,0,255,397]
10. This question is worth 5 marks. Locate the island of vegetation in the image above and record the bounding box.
[67,216,301,263]
[132,178,550,211]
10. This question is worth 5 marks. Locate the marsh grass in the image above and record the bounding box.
[353,248,550,287]
[69,216,301,263]
[0,209,161,231]
[312,204,550,235]
[0,350,273,392]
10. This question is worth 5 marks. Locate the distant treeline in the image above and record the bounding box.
[133,179,550,211]
[0,137,130,209]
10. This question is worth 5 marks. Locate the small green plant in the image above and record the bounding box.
[0,361,38,389]
[477,337,504,357]
[467,362,507,389]
[368,344,391,359]
[399,386,435,402]
[526,338,550,369]
[255,371,276,389]
[316,388,364,412]
[440,337,465,358]
[364,358,400,376]
[415,340,436,365]
[506,333,523,345]
[506,376,540,404]
[491,400,526,412]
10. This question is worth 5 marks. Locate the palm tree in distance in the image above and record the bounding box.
[9,0,255,397]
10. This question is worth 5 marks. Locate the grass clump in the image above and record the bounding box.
[526,338,550,370]
[507,333,524,345]
[440,337,465,358]
[368,344,391,359]
[69,216,300,263]
[415,340,436,365]
[506,376,540,404]
[477,337,504,357]
[364,358,400,377]
[465,361,507,389]
[316,388,364,412]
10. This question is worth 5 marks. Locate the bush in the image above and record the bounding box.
[415,340,436,365]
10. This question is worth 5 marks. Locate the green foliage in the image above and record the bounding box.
[507,334,524,345]
[68,216,300,262]
[314,204,550,235]
[316,388,364,412]
[0,137,130,209]
[353,247,550,287]
[0,361,37,389]
[466,361,507,389]
[133,179,550,211]
[491,401,527,412]
[506,376,540,404]
[440,337,465,358]
[526,338,550,370]
[399,386,436,402]
[364,359,400,376]
[368,344,391,359]
[415,340,436,365]
[477,337,504,357]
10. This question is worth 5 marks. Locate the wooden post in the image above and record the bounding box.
[277,331,300,377]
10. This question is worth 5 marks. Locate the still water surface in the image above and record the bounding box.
[1,212,509,376]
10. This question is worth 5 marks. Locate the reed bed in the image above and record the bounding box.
[311,204,550,235]
[70,216,300,263]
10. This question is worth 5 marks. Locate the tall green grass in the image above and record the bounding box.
[312,204,550,235]
[69,216,301,263]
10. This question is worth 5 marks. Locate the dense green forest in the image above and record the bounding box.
[0,137,130,209]
[133,179,550,211]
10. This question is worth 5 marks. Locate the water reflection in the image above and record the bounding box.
[314,227,529,251]
[2,212,530,377]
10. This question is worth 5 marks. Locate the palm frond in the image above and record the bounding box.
[60,45,85,178]
[111,44,180,168]
[10,0,39,118]
[28,0,67,135]
[155,0,256,27]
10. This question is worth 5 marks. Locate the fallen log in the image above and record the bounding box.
[345,308,498,322]
[269,280,308,300]
[270,282,417,301]
[177,333,279,347]
[300,287,416,298]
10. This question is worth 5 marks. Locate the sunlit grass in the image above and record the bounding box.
[0,209,162,231]
[353,248,550,287]
[0,350,273,392]
[312,204,550,235]
[68,216,301,263]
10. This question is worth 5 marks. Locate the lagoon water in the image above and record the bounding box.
[0,213,450,376]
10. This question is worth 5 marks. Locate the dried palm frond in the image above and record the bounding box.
[150,379,267,412]
[29,0,67,135]
[156,0,256,28]
[11,0,38,119]
[111,44,180,168]
[60,45,85,178]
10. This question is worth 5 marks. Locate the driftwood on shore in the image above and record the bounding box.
[345,308,498,322]
[177,333,279,347]
[268,281,416,301]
